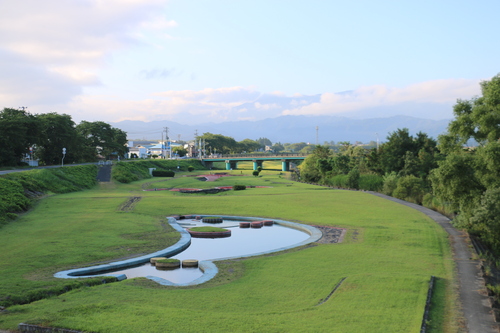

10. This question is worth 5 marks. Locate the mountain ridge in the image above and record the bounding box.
[111,115,451,144]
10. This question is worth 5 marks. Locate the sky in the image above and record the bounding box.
[1,0,499,126]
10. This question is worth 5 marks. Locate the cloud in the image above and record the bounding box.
[0,0,169,108]
[67,86,262,124]
[282,78,483,118]
[155,87,261,105]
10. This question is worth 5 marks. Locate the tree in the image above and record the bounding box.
[257,137,272,149]
[0,108,40,166]
[238,139,260,153]
[469,188,500,253]
[445,74,500,146]
[173,147,188,157]
[431,74,500,232]
[272,142,285,153]
[36,113,81,165]
[298,145,332,183]
[430,150,485,224]
[198,133,237,154]
[379,128,416,174]
[76,121,128,160]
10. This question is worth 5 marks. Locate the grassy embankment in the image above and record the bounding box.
[0,164,458,332]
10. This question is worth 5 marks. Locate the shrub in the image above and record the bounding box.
[326,174,348,188]
[358,174,384,191]
[346,168,360,189]
[152,170,175,177]
[252,170,260,177]
[187,166,194,172]
[257,166,262,172]
[233,185,246,191]
[393,175,425,204]
[382,172,398,196]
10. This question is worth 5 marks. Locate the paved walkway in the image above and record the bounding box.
[369,192,499,333]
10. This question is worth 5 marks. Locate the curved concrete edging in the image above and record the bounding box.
[54,217,191,281]
[55,215,322,288]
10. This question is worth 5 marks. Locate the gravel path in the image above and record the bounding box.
[368,191,499,333]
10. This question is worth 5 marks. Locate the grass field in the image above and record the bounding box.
[0,169,458,332]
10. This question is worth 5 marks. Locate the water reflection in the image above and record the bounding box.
[110,220,309,283]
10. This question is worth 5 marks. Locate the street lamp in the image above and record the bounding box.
[62,148,66,167]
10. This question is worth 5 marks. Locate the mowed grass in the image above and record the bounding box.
[0,170,457,332]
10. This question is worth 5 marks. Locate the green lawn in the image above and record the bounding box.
[0,170,457,332]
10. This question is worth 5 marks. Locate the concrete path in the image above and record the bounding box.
[368,192,499,333]
[96,164,112,182]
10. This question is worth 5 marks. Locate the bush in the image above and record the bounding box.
[358,174,384,191]
[326,174,348,188]
[187,166,194,172]
[152,170,175,177]
[346,168,360,189]
[233,185,246,191]
[113,160,207,183]
[252,170,260,177]
[382,172,399,196]
[393,175,425,204]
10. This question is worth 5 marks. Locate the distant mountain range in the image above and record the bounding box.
[111,115,451,144]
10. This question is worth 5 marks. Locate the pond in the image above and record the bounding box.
[100,219,310,284]
[54,216,322,286]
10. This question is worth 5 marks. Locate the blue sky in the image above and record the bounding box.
[0,0,498,125]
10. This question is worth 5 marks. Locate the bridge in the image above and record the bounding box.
[200,153,308,171]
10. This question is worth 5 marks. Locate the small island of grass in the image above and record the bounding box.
[188,226,231,238]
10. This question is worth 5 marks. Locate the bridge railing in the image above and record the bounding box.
[202,153,309,159]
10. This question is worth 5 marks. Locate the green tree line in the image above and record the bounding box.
[299,73,500,255]
[0,109,128,166]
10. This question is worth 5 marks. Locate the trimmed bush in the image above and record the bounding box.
[252,170,260,177]
[187,166,194,172]
[358,174,384,191]
[233,184,246,191]
[152,170,175,177]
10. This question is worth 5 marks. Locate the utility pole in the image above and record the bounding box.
[164,127,169,159]
[194,130,198,158]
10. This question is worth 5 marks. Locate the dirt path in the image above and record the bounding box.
[368,191,499,333]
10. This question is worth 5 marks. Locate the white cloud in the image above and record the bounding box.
[0,0,170,108]
[67,86,262,124]
[254,102,280,110]
[282,78,483,118]
[155,87,261,105]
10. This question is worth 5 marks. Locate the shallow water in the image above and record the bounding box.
[108,220,309,283]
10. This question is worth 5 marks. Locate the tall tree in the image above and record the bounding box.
[36,113,80,165]
[0,108,40,166]
[431,74,500,250]
[76,121,128,160]
[198,133,237,154]
[237,139,260,153]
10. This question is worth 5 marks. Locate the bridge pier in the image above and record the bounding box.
[225,160,238,170]
[281,160,290,171]
[252,160,263,170]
